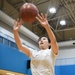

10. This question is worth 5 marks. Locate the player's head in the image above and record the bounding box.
[38,36,51,50]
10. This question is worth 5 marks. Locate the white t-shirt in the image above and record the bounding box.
[29,48,57,75]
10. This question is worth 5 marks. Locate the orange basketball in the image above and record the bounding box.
[20,3,39,23]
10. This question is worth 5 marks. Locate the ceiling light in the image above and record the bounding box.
[60,20,66,25]
[49,7,56,13]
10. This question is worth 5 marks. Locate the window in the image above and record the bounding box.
[3,38,9,46]
[0,36,3,44]
[9,41,15,48]
[14,43,18,49]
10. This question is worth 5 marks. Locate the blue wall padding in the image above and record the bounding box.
[55,65,75,75]
[55,66,60,75]
[0,44,30,74]
[60,65,75,75]
[27,69,32,75]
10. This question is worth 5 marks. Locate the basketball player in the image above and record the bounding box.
[13,13,58,75]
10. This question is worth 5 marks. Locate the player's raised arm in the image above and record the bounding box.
[13,19,30,57]
[36,13,58,55]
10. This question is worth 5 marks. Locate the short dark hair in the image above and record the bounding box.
[38,36,51,49]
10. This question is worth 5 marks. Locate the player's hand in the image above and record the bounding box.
[36,13,49,28]
[13,18,23,31]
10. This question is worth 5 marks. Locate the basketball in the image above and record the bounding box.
[20,3,39,23]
